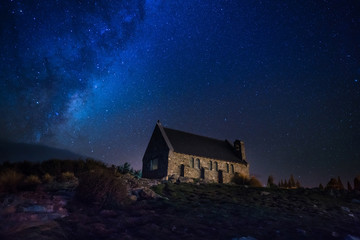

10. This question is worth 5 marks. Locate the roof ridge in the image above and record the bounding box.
[163,127,226,143]
[157,122,174,151]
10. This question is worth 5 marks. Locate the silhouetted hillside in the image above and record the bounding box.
[0,140,85,163]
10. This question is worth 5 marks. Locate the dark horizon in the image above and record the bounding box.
[0,0,359,187]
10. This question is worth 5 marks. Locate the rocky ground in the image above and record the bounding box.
[1,176,360,240]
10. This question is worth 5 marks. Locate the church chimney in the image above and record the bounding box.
[234,139,246,161]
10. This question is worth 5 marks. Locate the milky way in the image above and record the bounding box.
[1,0,359,186]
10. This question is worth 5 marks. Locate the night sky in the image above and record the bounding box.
[1,0,359,187]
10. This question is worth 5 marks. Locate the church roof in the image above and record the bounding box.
[158,123,247,164]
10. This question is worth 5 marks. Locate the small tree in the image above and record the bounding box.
[118,162,132,174]
[284,180,288,189]
[267,175,275,188]
[279,179,284,188]
[348,181,353,191]
[337,176,345,190]
[295,180,301,188]
[289,174,296,188]
[354,176,360,191]
[319,183,324,190]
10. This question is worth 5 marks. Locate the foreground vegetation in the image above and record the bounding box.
[0,159,140,193]
[0,158,359,239]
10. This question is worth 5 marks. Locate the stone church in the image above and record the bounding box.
[142,121,249,183]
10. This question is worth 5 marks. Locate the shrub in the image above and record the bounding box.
[42,173,54,183]
[249,176,263,187]
[21,175,41,191]
[0,170,23,193]
[76,169,127,209]
[117,162,132,174]
[60,171,76,182]
[232,173,248,185]
[325,177,345,190]
[24,175,41,184]
[232,173,262,187]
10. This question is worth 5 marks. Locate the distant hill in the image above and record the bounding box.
[0,140,86,163]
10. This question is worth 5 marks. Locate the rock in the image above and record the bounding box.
[1,205,16,215]
[138,188,160,200]
[100,209,118,218]
[345,234,360,240]
[150,223,161,231]
[129,195,137,202]
[168,175,177,183]
[260,191,270,196]
[23,205,48,213]
[177,177,194,183]
[341,206,350,212]
[296,228,307,236]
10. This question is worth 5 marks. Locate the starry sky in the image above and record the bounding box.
[1,0,359,187]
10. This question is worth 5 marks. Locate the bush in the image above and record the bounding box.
[60,171,76,182]
[24,175,41,184]
[42,173,54,183]
[232,173,248,185]
[232,173,262,187]
[21,175,41,191]
[0,170,23,193]
[249,176,263,187]
[76,169,127,209]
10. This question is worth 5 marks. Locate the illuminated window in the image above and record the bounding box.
[231,164,234,173]
[210,161,213,171]
[190,157,194,168]
[196,158,200,169]
[150,158,158,171]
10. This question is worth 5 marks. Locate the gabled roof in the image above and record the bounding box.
[156,122,247,164]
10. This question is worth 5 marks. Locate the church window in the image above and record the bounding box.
[190,157,194,168]
[210,161,213,170]
[196,158,200,169]
[215,162,218,171]
[150,158,158,171]
[231,164,234,173]
[226,163,229,173]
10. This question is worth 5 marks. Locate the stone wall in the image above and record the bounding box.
[167,151,249,183]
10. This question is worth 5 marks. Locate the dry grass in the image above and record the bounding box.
[76,169,128,209]
[42,173,54,183]
[21,175,42,190]
[24,175,41,184]
[60,171,76,182]
[0,170,23,193]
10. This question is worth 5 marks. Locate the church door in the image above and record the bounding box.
[180,164,185,177]
[218,170,223,183]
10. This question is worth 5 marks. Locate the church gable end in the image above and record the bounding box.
[142,123,170,179]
